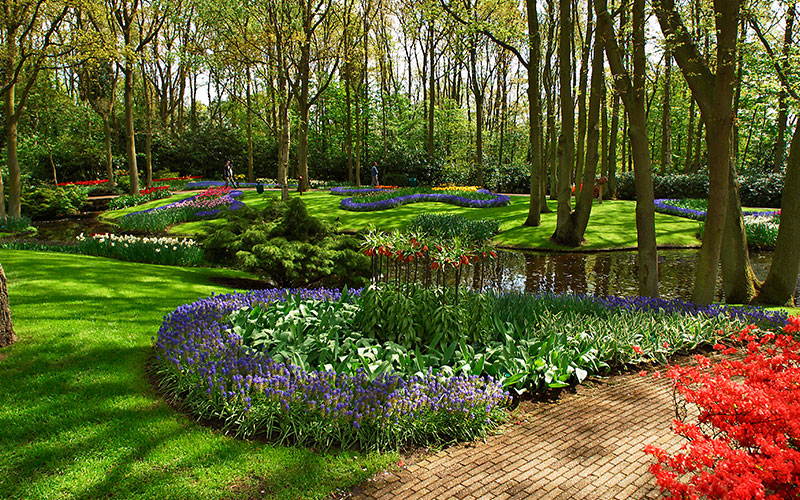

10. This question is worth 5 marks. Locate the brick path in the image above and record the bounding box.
[351,370,686,500]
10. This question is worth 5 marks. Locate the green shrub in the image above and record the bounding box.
[0,215,34,233]
[201,197,369,288]
[617,172,783,208]
[20,185,87,220]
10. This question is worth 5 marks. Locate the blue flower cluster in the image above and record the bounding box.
[340,189,511,212]
[154,288,509,450]
[594,294,788,329]
[330,186,387,195]
[654,199,780,221]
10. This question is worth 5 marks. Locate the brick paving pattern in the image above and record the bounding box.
[352,371,685,500]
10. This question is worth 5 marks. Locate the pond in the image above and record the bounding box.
[23,214,800,303]
[388,249,799,303]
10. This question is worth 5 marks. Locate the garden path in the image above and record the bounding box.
[350,369,683,500]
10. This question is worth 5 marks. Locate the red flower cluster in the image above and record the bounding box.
[152,176,202,182]
[57,179,109,186]
[645,319,800,499]
[140,186,170,195]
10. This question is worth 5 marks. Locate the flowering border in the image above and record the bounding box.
[153,288,509,451]
[330,186,387,195]
[185,180,297,190]
[340,189,511,212]
[124,189,245,219]
[654,199,780,221]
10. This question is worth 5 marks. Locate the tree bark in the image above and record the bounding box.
[4,80,20,217]
[660,53,673,174]
[0,263,14,348]
[524,0,543,226]
[552,0,576,244]
[596,0,659,297]
[123,64,139,195]
[103,116,114,187]
[653,0,741,305]
[773,3,795,173]
[575,0,594,194]
[246,66,255,183]
[755,122,800,305]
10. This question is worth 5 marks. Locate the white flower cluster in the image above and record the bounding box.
[76,232,197,250]
[743,215,780,231]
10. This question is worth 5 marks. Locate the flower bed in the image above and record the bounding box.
[330,186,387,195]
[118,188,245,232]
[339,188,511,212]
[655,199,782,249]
[76,233,204,266]
[153,288,509,451]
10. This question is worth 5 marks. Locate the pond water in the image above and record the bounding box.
[383,249,799,303]
[22,213,800,303]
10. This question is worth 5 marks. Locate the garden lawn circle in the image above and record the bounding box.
[153,288,509,451]
[339,189,511,212]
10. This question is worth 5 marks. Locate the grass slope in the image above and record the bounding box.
[0,250,395,500]
[161,190,702,251]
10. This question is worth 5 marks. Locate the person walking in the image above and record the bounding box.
[224,160,236,188]
[370,162,379,187]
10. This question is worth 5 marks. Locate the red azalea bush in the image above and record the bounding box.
[646,316,800,499]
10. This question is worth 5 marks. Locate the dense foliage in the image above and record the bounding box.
[18,185,88,220]
[646,317,800,499]
[200,197,369,288]
[617,173,785,208]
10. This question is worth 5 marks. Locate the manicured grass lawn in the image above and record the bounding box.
[108,189,701,251]
[0,250,395,500]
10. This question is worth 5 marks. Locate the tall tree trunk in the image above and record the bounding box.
[596,0,659,297]
[246,66,254,183]
[684,97,695,173]
[427,23,435,160]
[773,2,795,173]
[653,0,741,304]
[755,122,800,305]
[575,0,594,194]
[660,53,673,173]
[552,0,576,244]
[143,75,153,189]
[608,91,619,198]
[297,37,311,192]
[524,0,544,226]
[103,115,115,187]
[4,80,20,218]
[0,263,14,348]
[123,64,139,195]
[720,158,759,303]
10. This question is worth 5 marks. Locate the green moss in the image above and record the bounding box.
[0,250,396,500]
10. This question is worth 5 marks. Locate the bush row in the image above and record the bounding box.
[616,172,784,207]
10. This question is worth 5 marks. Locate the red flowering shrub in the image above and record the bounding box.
[645,317,800,499]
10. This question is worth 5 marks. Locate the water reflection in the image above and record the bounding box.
[438,250,799,302]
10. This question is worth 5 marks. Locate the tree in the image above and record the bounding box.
[653,0,748,305]
[0,0,70,218]
[595,0,658,297]
[0,263,15,348]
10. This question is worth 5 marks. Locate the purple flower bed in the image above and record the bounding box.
[153,288,509,451]
[340,189,511,212]
[594,294,788,330]
[654,199,781,221]
[125,190,245,219]
[330,186,387,195]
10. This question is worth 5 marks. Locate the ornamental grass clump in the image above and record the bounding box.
[76,233,204,266]
[153,288,509,451]
[645,317,800,500]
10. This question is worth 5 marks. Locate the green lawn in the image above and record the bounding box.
[0,250,395,500]
[101,189,701,251]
